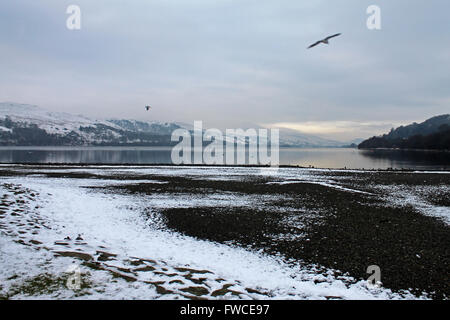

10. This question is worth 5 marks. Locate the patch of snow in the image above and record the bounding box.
[0,126,12,132]
[376,184,450,225]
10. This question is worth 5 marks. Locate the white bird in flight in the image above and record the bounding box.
[307,33,342,49]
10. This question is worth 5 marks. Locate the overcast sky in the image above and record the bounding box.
[0,0,449,140]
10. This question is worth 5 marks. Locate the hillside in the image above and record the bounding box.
[0,103,179,146]
[358,114,450,150]
[0,102,346,147]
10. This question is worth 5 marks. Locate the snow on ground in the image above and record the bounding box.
[375,184,450,225]
[267,180,373,195]
[0,167,434,299]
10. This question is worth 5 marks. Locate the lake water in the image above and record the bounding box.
[0,147,449,170]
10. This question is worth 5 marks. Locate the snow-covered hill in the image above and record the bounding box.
[0,103,182,146]
[0,102,177,135]
[0,102,119,134]
[0,102,346,147]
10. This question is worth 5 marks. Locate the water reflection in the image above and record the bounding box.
[0,147,173,164]
[0,147,448,170]
[358,149,450,170]
[281,148,449,170]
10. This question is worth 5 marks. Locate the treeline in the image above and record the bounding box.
[0,118,79,146]
[358,124,450,150]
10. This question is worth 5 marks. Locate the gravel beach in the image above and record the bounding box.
[0,165,448,299]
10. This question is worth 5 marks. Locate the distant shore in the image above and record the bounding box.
[1,162,449,172]
[358,147,450,153]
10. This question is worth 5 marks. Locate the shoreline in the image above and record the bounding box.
[0,165,449,299]
[0,162,449,173]
[359,147,450,153]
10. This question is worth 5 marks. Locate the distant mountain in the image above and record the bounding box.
[358,114,450,150]
[276,127,344,148]
[348,138,365,145]
[0,102,179,146]
[0,102,347,147]
[107,119,180,135]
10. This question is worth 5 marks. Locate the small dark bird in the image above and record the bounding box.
[145,105,151,111]
[307,33,342,49]
[76,234,83,241]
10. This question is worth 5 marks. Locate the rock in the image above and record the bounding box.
[245,287,264,295]
[211,284,234,297]
[54,251,93,261]
[180,286,209,296]
[128,259,145,266]
[155,285,173,295]
[54,241,70,246]
[134,265,156,272]
[175,267,212,274]
[109,270,137,282]
[144,280,165,286]
[96,251,117,262]
[169,279,184,285]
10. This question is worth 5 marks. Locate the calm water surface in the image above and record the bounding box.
[0,147,448,170]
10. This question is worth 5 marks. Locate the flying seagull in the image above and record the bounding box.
[145,105,151,111]
[307,33,342,49]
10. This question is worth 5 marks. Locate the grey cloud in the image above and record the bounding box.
[0,0,448,139]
